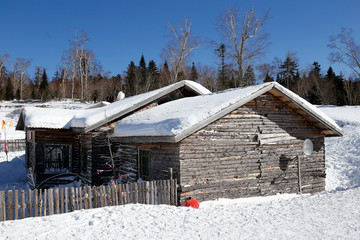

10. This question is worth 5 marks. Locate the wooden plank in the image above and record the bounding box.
[34,189,38,217]
[70,187,75,212]
[8,190,13,220]
[113,185,118,206]
[149,181,154,205]
[79,187,83,210]
[75,187,79,210]
[20,190,26,219]
[118,184,123,205]
[145,182,150,204]
[0,191,5,221]
[154,181,158,205]
[43,189,47,216]
[166,180,171,205]
[111,185,116,206]
[129,183,133,204]
[27,189,32,217]
[48,188,54,215]
[64,188,68,213]
[92,186,98,208]
[60,188,64,214]
[125,184,130,204]
[87,186,92,209]
[83,187,88,209]
[99,187,104,207]
[16,190,21,219]
[55,188,60,214]
[106,185,111,206]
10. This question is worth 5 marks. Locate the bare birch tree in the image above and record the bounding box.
[17,58,32,100]
[163,18,200,84]
[0,54,10,79]
[328,28,360,78]
[217,7,270,87]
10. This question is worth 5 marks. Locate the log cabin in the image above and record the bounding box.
[15,80,211,188]
[110,82,343,203]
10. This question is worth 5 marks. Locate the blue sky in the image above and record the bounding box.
[1,0,359,80]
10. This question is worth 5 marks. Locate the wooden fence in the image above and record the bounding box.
[0,179,177,222]
[0,139,26,152]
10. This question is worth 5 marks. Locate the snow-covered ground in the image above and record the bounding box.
[0,104,359,239]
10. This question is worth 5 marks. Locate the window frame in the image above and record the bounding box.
[138,149,151,181]
[44,144,72,173]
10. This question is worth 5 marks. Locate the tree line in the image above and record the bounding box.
[0,7,359,105]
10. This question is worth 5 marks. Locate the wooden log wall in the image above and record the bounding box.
[111,142,181,183]
[179,93,326,202]
[0,179,177,222]
[32,130,83,187]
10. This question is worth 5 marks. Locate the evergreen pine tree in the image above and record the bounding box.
[39,69,49,100]
[277,56,298,89]
[244,65,255,85]
[148,60,159,90]
[215,43,229,90]
[190,62,198,81]
[139,54,147,85]
[5,78,14,100]
[264,73,274,82]
[125,61,137,96]
[326,67,346,106]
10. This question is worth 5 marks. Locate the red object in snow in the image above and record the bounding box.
[4,140,8,154]
[183,197,199,209]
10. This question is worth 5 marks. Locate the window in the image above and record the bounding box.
[139,150,151,180]
[44,144,71,173]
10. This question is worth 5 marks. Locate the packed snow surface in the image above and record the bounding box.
[113,82,342,138]
[0,104,359,239]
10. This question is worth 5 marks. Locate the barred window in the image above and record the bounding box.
[44,144,71,172]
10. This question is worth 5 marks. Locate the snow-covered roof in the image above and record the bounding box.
[112,82,343,142]
[17,80,211,131]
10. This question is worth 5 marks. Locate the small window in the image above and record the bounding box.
[139,150,151,180]
[44,144,71,173]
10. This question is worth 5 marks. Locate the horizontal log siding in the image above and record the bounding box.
[34,130,82,186]
[179,93,325,201]
[112,142,180,183]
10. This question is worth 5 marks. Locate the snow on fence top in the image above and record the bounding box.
[19,80,211,131]
[112,82,343,142]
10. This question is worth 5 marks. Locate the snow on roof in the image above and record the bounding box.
[112,82,343,141]
[20,80,210,131]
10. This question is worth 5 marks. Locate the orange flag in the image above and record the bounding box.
[1,120,5,129]
[9,120,13,128]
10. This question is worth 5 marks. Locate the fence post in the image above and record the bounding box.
[69,187,75,212]
[0,191,5,221]
[34,189,38,217]
[87,186,92,209]
[8,190,13,220]
[55,188,60,214]
[20,190,26,219]
[27,189,32,217]
[14,190,19,219]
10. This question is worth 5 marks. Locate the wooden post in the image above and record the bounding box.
[70,187,75,212]
[14,190,19,219]
[48,188,54,215]
[145,181,150,204]
[111,185,116,206]
[43,189,47,216]
[87,186,92,209]
[64,188,68,213]
[27,189,32,217]
[8,190,13,220]
[168,168,173,179]
[298,156,302,194]
[55,188,60,214]
[149,181,154,205]
[129,183,133,204]
[106,185,112,206]
[83,187,88,209]
[92,186,98,208]
[134,183,138,204]
[75,187,79,210]
[125,183,130,204]
[166,180,171,205]
[0,191,5,221]
[34,189,38,217]
[118,184,123,205]
[60,188,65,213]
[20,190,26,219]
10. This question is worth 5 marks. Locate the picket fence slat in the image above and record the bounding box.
[0,179,177,222]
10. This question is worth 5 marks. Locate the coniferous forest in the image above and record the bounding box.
[0,7,359,105]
